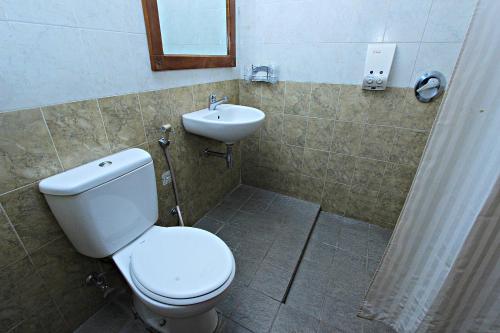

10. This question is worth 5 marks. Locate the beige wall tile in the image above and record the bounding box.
[321,181,349,214]
[261,113,284,142]
[359,125,396,161]
[309,83,340,118]
[302,149,329,179]
[284,81,311,116]
[372,191,406,228]
[169,86,195,130]
[283,115,307,146]
[296,175,324,203]
[390,129,428,166]
[352,157,386,190]
[0,109,62,194]
[0,184,63,254]
[326,153,355,184]
[380,163,417,195]
[345,184,378,222]
[242,139,260,167]
[0,207,26,269]
[193,82,224,110]
[367,88,406,126]
[280,144,304,173]
[400,88,442,130]
[305,117,334,151]
[239,81,262,109]
[262,82,285,114]
[42,100,110,169]
[98,94,146,152]
[337,85,370,123]
[138,89,172,143]
[259,140,282,169]
[331,121,364,156]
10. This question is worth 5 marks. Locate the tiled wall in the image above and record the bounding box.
[237,0,476,87]
[240,81,443,229]
[0,80,240,332]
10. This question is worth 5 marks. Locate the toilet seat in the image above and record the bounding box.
[129,227,234,306]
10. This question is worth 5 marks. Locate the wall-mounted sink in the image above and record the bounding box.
[182,104,265,144]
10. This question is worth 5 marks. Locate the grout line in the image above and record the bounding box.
[39,107,65,171]
[406,0,436,87]
[95,99,112,153]
[4,18,146,35]
[0,180,39,198]
[0,203,30,262]
[135,93,149,145]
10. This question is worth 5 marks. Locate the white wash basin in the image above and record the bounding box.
[182,104,265,144]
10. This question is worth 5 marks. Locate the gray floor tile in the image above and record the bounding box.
[240,198,271,214]
[224,185,256,208]
[328,250,369,298]
[271,304,320,333]
[231,288,280,333]
[267,195,320,220]
[118,319,148,333]
[234,257,261,286]
[362,318,397,333]
[250,261,292,301]
[338,216,371,232]
[310,218,341,247]
[75,297,133,333]
[250,187,278,202]
[286,282,326,320]
[367,225,391,261]
[319,295,363,333]
[303,240,336,266]
[207,202,239,222]
[338,227,369,258]
[216,316,253,333]
[293,259,331,293]
[193,216,224,234]
[264,240,302,271]
[217,283,246,317]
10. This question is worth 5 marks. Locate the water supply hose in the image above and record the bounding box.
[158,136,184,226]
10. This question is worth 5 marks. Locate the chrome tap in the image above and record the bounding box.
[208,94,228,110]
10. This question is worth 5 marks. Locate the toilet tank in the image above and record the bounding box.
[39,148,158,258]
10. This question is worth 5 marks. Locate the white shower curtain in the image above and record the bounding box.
[359,0,500,332]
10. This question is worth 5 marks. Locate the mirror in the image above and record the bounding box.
[142,0,235,71]
[157,0,228,56]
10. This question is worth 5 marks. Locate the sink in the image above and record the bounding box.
[182,104,265,144]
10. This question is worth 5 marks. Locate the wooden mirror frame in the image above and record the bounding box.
[141,0,236,71]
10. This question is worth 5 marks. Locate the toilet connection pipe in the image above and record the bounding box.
[158,125,184,227]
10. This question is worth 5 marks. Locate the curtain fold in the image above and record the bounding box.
[359,0,500,331]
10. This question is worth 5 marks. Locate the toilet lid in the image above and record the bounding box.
[130,227,234,300]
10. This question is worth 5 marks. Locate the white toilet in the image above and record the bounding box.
[39,148,235,333]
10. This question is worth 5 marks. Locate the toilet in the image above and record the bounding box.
[39,148,235,333]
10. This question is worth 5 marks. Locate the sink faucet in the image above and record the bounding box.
[208,94,228,110]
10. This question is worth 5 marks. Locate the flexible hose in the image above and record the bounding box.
[158,138,184,226]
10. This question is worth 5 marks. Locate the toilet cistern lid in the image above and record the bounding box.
[130,227,234,300]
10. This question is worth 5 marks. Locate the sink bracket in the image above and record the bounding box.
[203,144,234,168]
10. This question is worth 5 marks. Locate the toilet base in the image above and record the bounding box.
[133,295,219,333]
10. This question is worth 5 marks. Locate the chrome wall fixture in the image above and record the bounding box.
[243,64,278,84]
[414,71,447,103]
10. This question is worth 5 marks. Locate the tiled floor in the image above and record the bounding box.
[196,185,320,302]
[75,186,395,333]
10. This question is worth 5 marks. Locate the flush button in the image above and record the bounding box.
[98,161,112,167]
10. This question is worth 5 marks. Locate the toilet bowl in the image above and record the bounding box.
[113,226,236,333]
[38,148,236,333]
